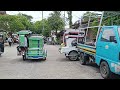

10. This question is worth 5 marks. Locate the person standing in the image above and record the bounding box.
[0,35,4,53]
[8,36,12,47]
[24,34,28,51]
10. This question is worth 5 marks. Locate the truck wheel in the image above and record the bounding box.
[68,51,78,61]
[79,53,87,65]
[100,61,112,79]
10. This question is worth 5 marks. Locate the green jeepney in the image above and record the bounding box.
[23,36,47,60]
[17,30,47,60]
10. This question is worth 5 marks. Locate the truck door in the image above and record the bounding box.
[96,27,118,64]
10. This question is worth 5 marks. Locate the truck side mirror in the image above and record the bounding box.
[110,36,117,43]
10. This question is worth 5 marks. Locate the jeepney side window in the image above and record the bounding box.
[101,28,115,42]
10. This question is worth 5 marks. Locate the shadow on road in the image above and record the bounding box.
[12,57,46,64]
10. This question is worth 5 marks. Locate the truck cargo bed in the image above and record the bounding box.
[77,43,96,55]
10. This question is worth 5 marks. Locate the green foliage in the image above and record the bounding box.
[0,15,26,32]
[47,11,65,34]
[82,11,120,37]
[0,14,34,33]
[82,11,100,36]
[20,13,33,21]
[34,19,50,37]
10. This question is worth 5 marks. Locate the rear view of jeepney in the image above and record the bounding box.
[23,36,47,60]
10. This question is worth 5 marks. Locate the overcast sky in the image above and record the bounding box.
[6,11,102,28]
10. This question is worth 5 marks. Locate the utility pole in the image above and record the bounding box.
[64,11,65,30]
[42,11,44,35]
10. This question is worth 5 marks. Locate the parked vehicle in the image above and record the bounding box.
[77,11,120,79]
[59,29,85,61]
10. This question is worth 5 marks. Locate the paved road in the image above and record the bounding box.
[0,44,119,79]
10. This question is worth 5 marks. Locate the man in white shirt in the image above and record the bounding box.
[24,35,28,51]
[24,35,28,47]
[8,36,12,47]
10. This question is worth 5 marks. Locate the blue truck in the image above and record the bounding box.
[77,26,120,79]
[76,12,120,79]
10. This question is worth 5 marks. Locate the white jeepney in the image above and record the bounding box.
[59,29,85,61]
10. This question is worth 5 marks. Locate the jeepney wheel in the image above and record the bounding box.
[79,53,87,65]
[100,61,112,79]
[68,51,78,61]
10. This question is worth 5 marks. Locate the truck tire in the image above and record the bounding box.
[79,53,87,65]
[68,51,78,61]
[100,61,113,79]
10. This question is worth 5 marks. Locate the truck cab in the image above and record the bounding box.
[96,26,120,78]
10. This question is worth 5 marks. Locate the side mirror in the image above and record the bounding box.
[110,36,117,43]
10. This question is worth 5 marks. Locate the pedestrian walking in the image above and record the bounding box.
[8,36,12,47]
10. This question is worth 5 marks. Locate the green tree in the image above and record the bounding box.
[17,14,32,30]
[34,19,50,37]
[103,11,120,26]
[21,13,33,21]
[47,11,65,35]
[82,11,101,36]
[34,21,42,34]
[0,15,26,33]
[0,14,33,33]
